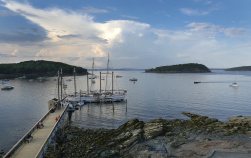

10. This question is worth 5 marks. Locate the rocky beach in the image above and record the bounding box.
[43,112,251,158]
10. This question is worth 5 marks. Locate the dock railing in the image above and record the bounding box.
[3,105,68,158]
[3,109,52,158]
[35,105,68,158]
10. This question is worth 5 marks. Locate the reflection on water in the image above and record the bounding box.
[71,102,128,129]
[1,70,251,151]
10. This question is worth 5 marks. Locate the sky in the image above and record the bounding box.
[0,0,251,69]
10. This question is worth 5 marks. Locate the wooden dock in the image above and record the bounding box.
[4,105,68,158]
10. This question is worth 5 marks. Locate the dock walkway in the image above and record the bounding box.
[4,105,68,158]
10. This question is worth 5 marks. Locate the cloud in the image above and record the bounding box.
[121,15,139,19]
[223,27,247,38]
[0,0,250,69]
[205,1,213,4]
[193,0,213,4]
[57,34,81,39]
[83,6,108,13]
[180,8,210,16]
[11,49,18,56]
[0,28,48,44]
[186,22,220,36]
[186,23,247,38]
[35,49,49,57]
[0,9,18,16]
[0,53,16,57]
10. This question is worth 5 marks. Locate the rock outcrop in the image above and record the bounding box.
[43,112,251,158]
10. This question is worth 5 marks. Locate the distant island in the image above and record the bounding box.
[145,63,211,73]
[225,66,251,71]
[0,60,87,79]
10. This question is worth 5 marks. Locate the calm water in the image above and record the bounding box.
[1,70,251,151]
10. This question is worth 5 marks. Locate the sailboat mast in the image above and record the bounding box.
[57,70,60,101]
[80,90,81,102]
[87,72,89,95]
[105,54,109,92]
[100,71,101,93]
[236,70,238,83]
[60,68,63,100]
[90,58,95,92]
[74,67,76,97]
[112,71,114,94]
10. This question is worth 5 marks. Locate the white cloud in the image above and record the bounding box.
[83,6,108,13]
[180,8,209,16]
[223,27,246,38]
[205,1,213,4]
[36,49,48,57]
[186,22,221,37]
[121,15,139,19]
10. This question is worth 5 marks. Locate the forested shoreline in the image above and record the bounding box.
[145,63,211,73]
[0,60,87,79]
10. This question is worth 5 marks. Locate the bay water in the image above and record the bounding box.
[1,69,251,152]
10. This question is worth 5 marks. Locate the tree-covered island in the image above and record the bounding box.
[225,66,251,71]
[0,60,87,79]
[145,63,211,73]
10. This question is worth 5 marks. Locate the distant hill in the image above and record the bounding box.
[225,66,251,71]
[0,60,87,78]
[145,63,211,73]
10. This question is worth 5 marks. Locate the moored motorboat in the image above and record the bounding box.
[194,82,201,84]
[129,78,137,81]
[1,85,14,90]
[2,79,9,84]
[230,82,238,87]
[229,70,238,87]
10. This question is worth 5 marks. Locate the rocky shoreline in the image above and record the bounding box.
[43,112,251,158]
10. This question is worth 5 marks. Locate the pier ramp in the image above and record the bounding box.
[4,105,68,158]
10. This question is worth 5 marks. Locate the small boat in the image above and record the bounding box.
[116,75,122,78]
[1,85,14,90]
[129,78,137,81]
[230,70,238,87]
[230,82,238,87]
[194,82,201,84]
[19,76,26,79]
[2,79,9,84]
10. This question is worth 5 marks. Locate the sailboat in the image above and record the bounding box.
[64,67,101,103]
[100,54,127,102]
[230,70,238,87]
[64,55,127,103]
